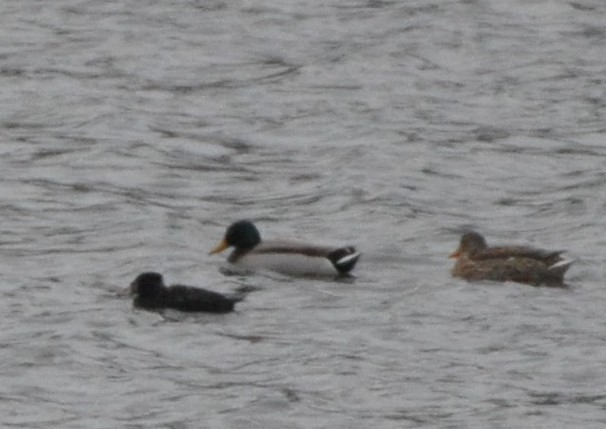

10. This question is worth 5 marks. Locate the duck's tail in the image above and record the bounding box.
[329,247,361,274]
[548,258,574,278]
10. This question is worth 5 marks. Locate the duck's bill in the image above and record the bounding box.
[209,239,229,255]
[448,249,461,258]
[117,284,133,297]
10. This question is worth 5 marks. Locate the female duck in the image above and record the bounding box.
[449,231,573,287]
[209,220,360,278]
[129,272,242,313]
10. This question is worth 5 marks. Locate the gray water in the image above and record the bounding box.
[1,0,606,427]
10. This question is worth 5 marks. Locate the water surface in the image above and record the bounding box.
[1,1,606,428]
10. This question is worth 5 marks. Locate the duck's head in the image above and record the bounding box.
[130,272,167,302]
[449,231,487,258]
[209,220,262,254]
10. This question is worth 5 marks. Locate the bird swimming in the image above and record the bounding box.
[209,220,360,278]
[129,272,242,313]
[449,231,573,287]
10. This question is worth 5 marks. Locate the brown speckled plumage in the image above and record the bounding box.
[449,231,573,287]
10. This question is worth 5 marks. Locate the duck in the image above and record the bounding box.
[449,231,573,287]
[209,220,361,278]
[129,272,242,313]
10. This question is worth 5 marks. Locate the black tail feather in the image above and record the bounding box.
[328,247,361,274]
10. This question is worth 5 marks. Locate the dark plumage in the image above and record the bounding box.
[129,272,242,313]
[209,220,361,277]
[449,231,573,287]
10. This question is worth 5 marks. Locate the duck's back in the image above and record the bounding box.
[166,285,239,313]
[473,246,565,265]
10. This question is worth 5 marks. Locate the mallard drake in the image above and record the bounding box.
[129,272,242,313]
[449,231,573,287]
[209,220,361,277]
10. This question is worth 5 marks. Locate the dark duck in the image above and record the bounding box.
[129,272,242,313]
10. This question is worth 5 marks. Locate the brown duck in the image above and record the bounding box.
[449,231,573,287]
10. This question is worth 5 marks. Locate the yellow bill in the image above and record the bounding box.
[209,238,230,255]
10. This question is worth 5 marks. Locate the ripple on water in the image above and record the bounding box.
[2,1,606,428]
